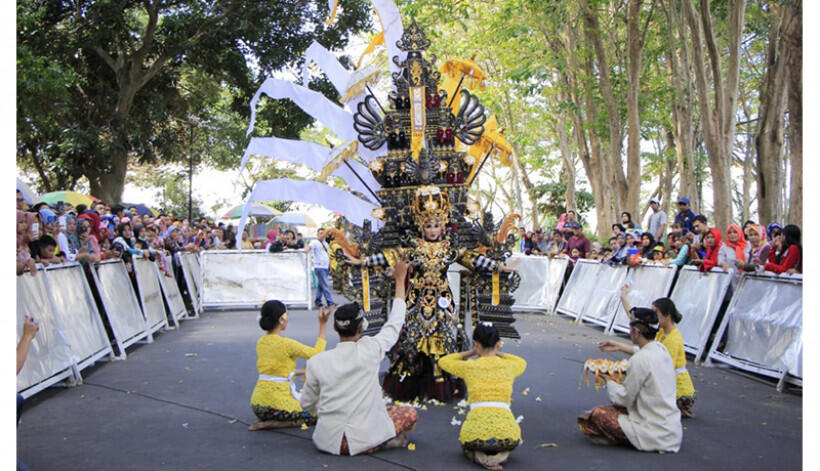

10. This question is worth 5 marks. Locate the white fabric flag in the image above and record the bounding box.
[236,178,380,249]
[238,137,380,201]
[372,0,405,77]
[302,41,351,94]
[246,78,356,142]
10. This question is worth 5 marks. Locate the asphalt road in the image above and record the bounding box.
[17,306,802,470]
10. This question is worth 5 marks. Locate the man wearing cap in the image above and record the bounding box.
[300,258,418,456]
[674,198,696,235]
[578,307,682,452]
[647,199,668,244]
[565,221,591,258]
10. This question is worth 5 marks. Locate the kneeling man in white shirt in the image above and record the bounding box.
[300,259,418,455]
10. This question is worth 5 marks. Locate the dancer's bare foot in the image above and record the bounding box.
[248,420,301,431]
[589,436,615,446]
[383,432,410,449]
[474,451,504,471]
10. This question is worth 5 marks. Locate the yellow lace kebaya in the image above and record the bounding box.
[655,328,695,398]
[250,334,326,421]
[439,353,527,451]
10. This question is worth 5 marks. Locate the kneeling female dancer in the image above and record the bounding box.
[599,288,696,418]
[249,301,331,430]
[439,323,527,470]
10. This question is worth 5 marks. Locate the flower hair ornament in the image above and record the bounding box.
[334,302,368,331]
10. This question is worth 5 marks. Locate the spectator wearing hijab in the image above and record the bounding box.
[720,224,747,270]
[620,212,641,232]
[17,211,37,276]
[763,225,801,274]
[57,214,81,261]
[697,229,722,272]
[640,233,656,259]
[738,225,770,272]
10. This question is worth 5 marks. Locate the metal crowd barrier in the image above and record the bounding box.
[707,272,803,390]
[17,252,201,397]
[17,267,78,398]
[610,264,678,334]
[509,254,568,313]
[133,257,169,334]
[42,263,115,372]
[200,250,312,309]
[179,252,202,316]
[89,259,152,355]
[670,266,732,363]
[555,259,601,320]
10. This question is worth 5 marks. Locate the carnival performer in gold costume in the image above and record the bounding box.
[346,186,500,402]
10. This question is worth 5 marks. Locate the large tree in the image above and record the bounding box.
[17,0,371,202]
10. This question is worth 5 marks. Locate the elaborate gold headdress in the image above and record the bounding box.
[411,185,450,229]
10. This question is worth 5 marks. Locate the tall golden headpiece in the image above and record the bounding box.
[411,185,450,228]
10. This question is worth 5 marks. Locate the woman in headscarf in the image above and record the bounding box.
[82,210,103,243]
[112,222,144,272]
[75,221,100,264]
[719,224,746,270]
[17,211,37,276]
[640,232,656,259]
[738,225,770,272]
[697,229,722,272]
[265,230,278,250]
[133,224,156,262]
[57,214,81,261]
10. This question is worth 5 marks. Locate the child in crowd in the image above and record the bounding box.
[651,245,665,263]
[568,247,582,268]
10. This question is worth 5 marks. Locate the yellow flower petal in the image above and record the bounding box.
[301,424,308,430]
[408,443,416,451]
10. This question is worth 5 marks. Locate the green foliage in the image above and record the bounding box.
[531,182,595,221]
[17,0,372,199]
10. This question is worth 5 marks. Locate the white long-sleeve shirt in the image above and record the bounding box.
[300,298,406,455]
[606,341,682,452]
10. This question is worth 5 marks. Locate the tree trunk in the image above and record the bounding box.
[755,4,788,226]
[783,0,802,227]
[555,116,576,212]
[683,0,745,230]
[625,0,644,219]
[664,0,698,206]
[580,0,629,214]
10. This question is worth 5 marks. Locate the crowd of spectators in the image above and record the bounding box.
[515,196,801,277]
[15,190,305,278]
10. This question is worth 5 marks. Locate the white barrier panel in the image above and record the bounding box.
[707,273,802,383]
[610,264,678,334]
[556,259,601,319]
[179,252,202,315]
[201,250,311,308]
[133,258,169,333]
[43,263,114,371]
[578,263,628,329]
[509,255,569,313]
[17,268,77,397]
[669,266,731,362]
[157,264,187,326]
[90,260,151,355]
